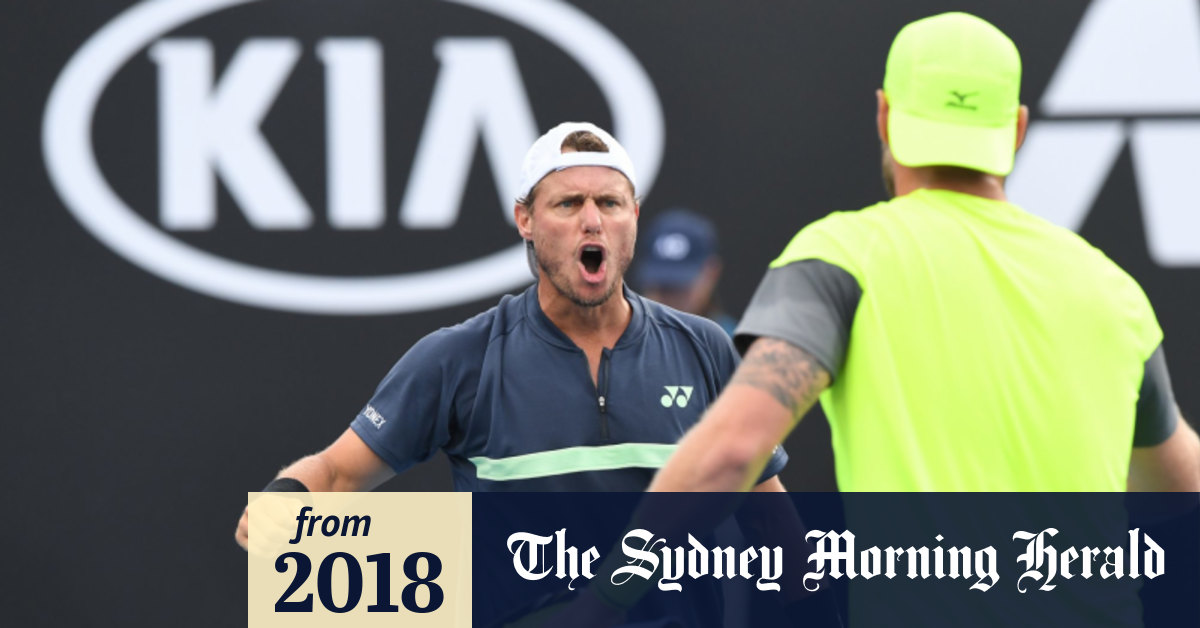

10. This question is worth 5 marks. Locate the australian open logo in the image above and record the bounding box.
[43,0,664,315]
[1008,0,1200,266]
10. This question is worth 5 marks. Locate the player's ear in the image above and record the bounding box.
[876,89,890,145]
[514,203,533,240]
[1014,104,1030,152]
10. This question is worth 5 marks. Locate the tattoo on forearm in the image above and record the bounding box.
[731,338,831,418]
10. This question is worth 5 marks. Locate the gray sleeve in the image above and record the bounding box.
[734,259,861,379]
[1133,344,1179,447]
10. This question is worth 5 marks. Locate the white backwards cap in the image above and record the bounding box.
[516,122,638,200]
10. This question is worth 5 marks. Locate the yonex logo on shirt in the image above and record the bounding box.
[363,405,386,428]
[661,386,694,408]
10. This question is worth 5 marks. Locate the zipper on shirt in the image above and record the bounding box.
[598,349,612,441]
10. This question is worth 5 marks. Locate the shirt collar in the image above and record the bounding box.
[523,282,647,350]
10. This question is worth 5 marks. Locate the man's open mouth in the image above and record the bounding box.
[580,245,606,276]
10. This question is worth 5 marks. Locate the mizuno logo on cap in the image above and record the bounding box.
[946,90,979,110]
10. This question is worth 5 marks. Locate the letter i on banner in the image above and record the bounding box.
[247,493,471,627]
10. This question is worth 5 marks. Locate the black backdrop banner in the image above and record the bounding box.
[6,1,1199,624]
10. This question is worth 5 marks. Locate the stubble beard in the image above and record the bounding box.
[536,246,632,308]
[881,142,896,198]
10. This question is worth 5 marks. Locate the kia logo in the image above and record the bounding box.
[43,0,665,314]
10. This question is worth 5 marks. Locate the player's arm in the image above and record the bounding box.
[1129,414,1200,492]
[752,475,786,492]
[1126,345,1200,491]
[235,429,394,550]
[650,338,830,492]
[658,258,856,493]
[271,428,395,492]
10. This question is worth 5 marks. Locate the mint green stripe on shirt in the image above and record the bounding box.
[470,443,678,481]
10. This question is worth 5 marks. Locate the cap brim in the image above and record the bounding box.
[888,107,1017,176]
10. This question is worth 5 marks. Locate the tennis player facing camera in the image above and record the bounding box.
[651,12,1200,494]
[237,122,788,548]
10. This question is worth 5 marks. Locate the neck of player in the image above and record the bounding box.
[538,277,632,347]
[893,163,1009,202]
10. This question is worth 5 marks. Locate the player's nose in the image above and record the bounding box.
[580,199,602,232]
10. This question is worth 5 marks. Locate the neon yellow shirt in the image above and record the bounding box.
[772,189,1161,491]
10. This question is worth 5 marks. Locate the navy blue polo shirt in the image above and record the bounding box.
[350,283,788,491]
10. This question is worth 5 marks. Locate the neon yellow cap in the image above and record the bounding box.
[883,12,1022,176]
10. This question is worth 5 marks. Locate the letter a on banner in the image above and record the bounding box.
[401,38,538,229]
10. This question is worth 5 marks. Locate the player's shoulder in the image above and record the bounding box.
[992,201,1161,348]
[771,201,890,272]
[408,286,535,361]
[790,200,889,236]
[636,291,734,350]
[1052,226,1158,323]
[1008,204,1147,292]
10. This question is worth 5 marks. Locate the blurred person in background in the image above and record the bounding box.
[634,208,737,336]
